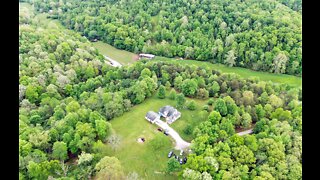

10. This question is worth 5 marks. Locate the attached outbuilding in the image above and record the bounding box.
[145,111,160,123]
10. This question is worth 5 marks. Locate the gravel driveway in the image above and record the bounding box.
[104,55,122,67]
[154,120,191,150]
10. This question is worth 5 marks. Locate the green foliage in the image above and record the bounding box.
[148,133,168,151]
[176,93,186,109]
[157,85,166,99]
[187,100,197,111]
[95,156,124,180]
[168,89,177,100]
[181,79,198,97]
[52,141,68,161]
[38,0,302,76]
[166,158,181,173]
[214,99,228,116]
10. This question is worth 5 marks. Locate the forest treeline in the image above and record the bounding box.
[28,0,301,76]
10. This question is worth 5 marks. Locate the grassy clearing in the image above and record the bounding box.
[153,57,302,88]
[92,41,137,65]
[103,89,207,179]
[92,40,301,88]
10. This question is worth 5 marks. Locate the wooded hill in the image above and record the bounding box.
[30,0,301,75]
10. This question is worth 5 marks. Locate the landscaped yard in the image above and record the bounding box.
[102,89,208,179]
[92,41,138,65]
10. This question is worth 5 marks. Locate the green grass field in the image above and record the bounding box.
[92,40,301,88]
[153,57,302,88]
[103,89,207,179]
[92,41,138,65]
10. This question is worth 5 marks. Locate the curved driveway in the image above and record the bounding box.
[154,120,191,150]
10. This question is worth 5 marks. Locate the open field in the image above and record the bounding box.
[92,40,301,88]
[92,41,138,65]
[103,89,207,179]
[153,57,302,88]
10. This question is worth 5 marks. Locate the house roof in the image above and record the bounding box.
[146,111,159,120]
[159,106,180,118]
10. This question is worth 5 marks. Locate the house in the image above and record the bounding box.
[139,53,155,59]
[159,106,181,124]
[145,111,160,123]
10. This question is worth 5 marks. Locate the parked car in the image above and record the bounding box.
[164,131,169,136]
[179,158,184,164]
[168,151,173,158]
[157,128,163,132]
[180,150,183,156]
[183,157,187,163]
[175,155,179,160]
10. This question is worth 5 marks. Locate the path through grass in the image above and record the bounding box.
[92,41,137,65]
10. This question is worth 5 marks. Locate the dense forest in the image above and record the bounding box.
[29,0,302,76]
[19,1,302,180]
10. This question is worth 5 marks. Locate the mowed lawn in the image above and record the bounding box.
[104,90,208,179]
[92,41,137,65]
[154,57,302,88]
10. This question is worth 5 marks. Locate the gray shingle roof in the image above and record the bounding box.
[146,111,159,121]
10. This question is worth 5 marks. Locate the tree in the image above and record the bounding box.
[95,156,125,180]
[95,120,112,141]
[214,99,228,116]
[141,68,152,77]
[25,85,39,103]
[242,91,255,106]
[187,100,197,110]
[52,141,68,161]
[176,93,186,109]
[211,81,220,97]
[66,100,80,113]
[157,85,166,99]
[168,89,177,100]
[225,50,237,67]
[182,168,202,180]
[166,158,181,173]
[208,111,222,125]
[272,52,288,74]
[242,113,252,128]
[269,94,283,108]
[78,152,93,166]
[181,79,198,97]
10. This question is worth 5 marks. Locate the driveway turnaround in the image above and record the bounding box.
[154,119,191,150]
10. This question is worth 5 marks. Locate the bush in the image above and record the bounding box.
[168,89,176,100]
[208,98,214,105]
[183,124,193,135]
[187,100,197,110]
[202,105,209,112]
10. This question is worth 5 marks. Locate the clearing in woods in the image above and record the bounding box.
[92,41,138,65]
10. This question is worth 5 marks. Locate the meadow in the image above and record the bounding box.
[101,89,208,179]
[92,41,137,65]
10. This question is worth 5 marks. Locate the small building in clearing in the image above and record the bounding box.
[145,111,160,123]
[139,53,155,59]
[159,106,181,124]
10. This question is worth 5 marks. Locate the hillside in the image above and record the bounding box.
[30,0,301,75]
